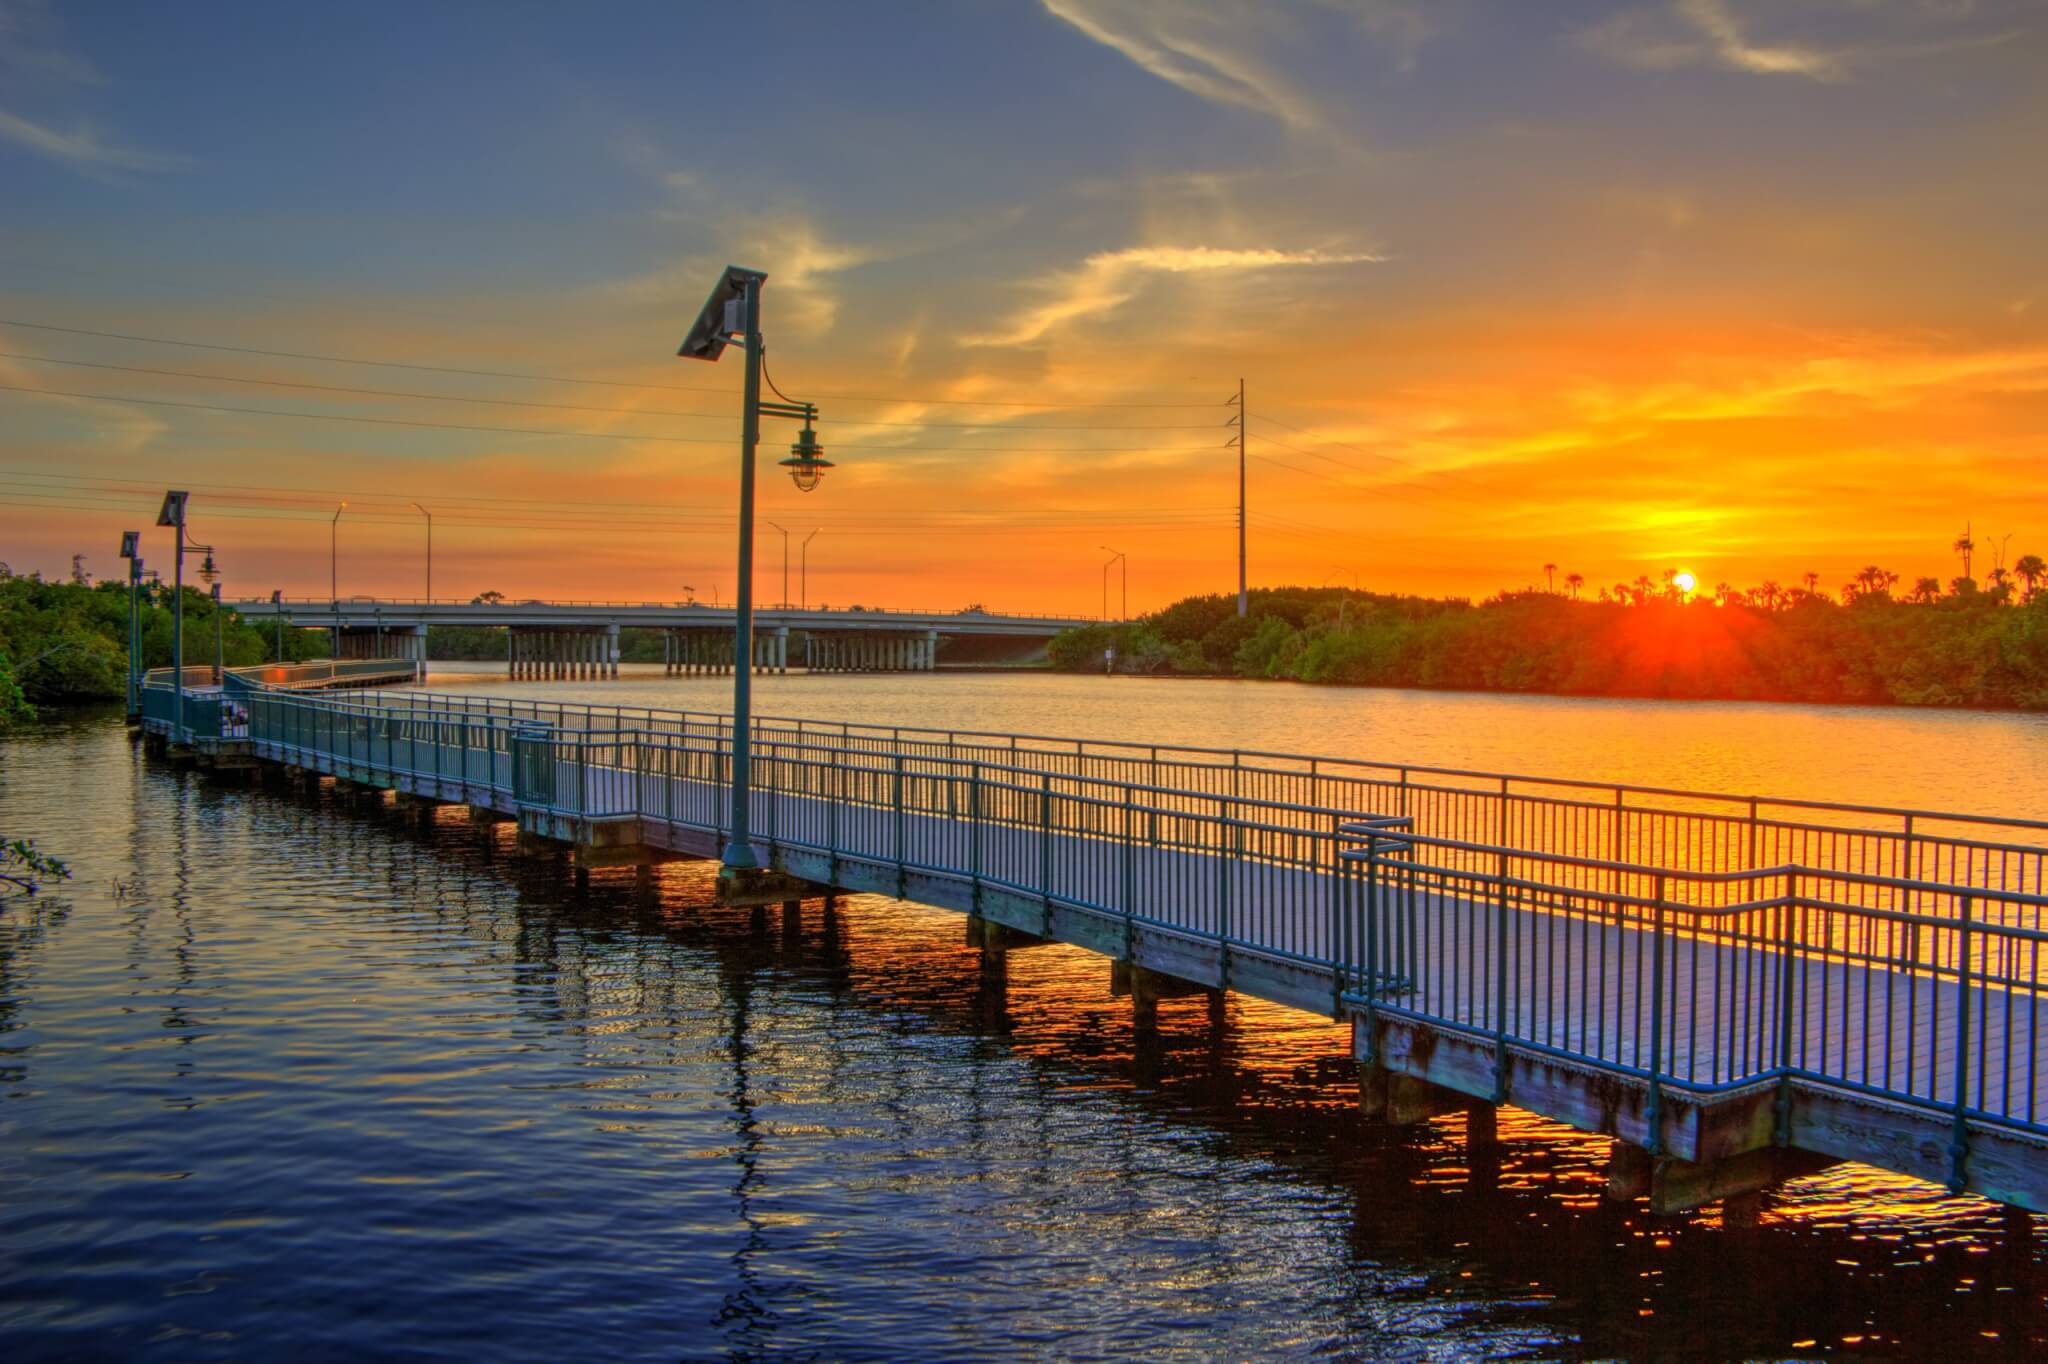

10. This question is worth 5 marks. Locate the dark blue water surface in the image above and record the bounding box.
[3,713,2044,1360]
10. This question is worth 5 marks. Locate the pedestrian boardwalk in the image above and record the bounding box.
[231,682,2048,1211]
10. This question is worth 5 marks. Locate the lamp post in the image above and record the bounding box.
[155,492,215,741]
[676,265,833,880]
[271,589,284,661]
[767,521,789,609]
[1100,547,1126,622]
[210,582,224,684]
[801,529,820,611]
[330,501,346,658]
[413,503,432,601]
[118,531,141,720]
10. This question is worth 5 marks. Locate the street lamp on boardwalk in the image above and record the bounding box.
[156,491,214,742]
[118,531,141,720]
[676,265,830,882]
[210,582,225,684]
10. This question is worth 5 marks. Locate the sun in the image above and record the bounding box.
[1672,571,1698,595]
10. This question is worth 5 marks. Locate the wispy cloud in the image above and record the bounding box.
[1575,0,2017,81]
[962,243,1384,347]
[1042,0,1322,127]
[0,107,179,173]
[1577,0,1844,78]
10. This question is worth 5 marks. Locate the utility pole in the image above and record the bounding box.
[801,528,820,611]
[1226,379,1247,616]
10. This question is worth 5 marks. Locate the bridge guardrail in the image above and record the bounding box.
[1338,821,2048,1188]
[345,688,2048,937]
[231,682,2048,1205]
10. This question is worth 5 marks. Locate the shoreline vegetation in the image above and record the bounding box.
[1049,577,2048,711]
[11,565,2048,728]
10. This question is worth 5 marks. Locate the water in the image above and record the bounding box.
[422,665,2048,818]
[3,676,2045,1360]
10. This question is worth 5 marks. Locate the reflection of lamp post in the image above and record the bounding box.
[330,501,346,657]
[801,529,820,611]
[675,265,832,878]
[271,589,284,661]
[1100,547,1126,622]
[118,531,141,719]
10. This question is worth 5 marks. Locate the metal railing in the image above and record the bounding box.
[239,684,2048,1188]
[1340,820,2047,1185]
[343,688,2048,930]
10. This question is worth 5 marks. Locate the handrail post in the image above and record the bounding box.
[1121,784,1137,960]
[1646,874,1666,1153]
[1494,847,1511,1104]
[1950,892,1974,1194]
[968,762,982,908]
[1038,771,1053,928]
[1773,872,1800,1149]
[893,749,906,894]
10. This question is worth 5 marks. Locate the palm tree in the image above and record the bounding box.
[1564,572,1584,600]
[1954,524,1975,581]
[1713,581,1734,606]
[1542,562,1557,593]
[1756,580,1782,611]
[2015,554,2045,603]
[1908,576,1942,604]
[1800,571,1821,597]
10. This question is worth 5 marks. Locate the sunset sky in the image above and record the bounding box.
[2,1,2043,615]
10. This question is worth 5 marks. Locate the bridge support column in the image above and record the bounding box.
[923,630,938,670]
[606,624,620,678]
[774,628,788,674]
[1114,962,1207,1033]
[1604,1142,1839,1215]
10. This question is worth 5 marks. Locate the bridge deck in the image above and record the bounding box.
[236,689,2048,1210]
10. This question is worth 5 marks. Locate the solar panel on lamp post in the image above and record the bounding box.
[676,266,831,881]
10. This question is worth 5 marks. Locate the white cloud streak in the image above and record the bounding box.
[1042,0,1321,127]
[962,244,1384,347]
[0,106,180,172]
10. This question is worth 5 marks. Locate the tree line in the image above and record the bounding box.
[0,566,331,730]
[1050,572,2048,709]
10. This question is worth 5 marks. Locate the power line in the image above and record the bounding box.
[0,383,1228,454]
[4,487,1234,539]
[0,350,1223,432]
[0,316,1222,409]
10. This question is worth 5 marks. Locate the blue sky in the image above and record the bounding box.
[3,1,2043,608]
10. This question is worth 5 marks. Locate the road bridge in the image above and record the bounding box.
[149,675,2048,1216]
[231,597,1090,677]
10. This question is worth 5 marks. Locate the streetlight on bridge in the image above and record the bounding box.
[412,502,432,601]
[675,265,832,884]
[330,501,346,658]
[801,528,820,612]
[1100,546,1127,622]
